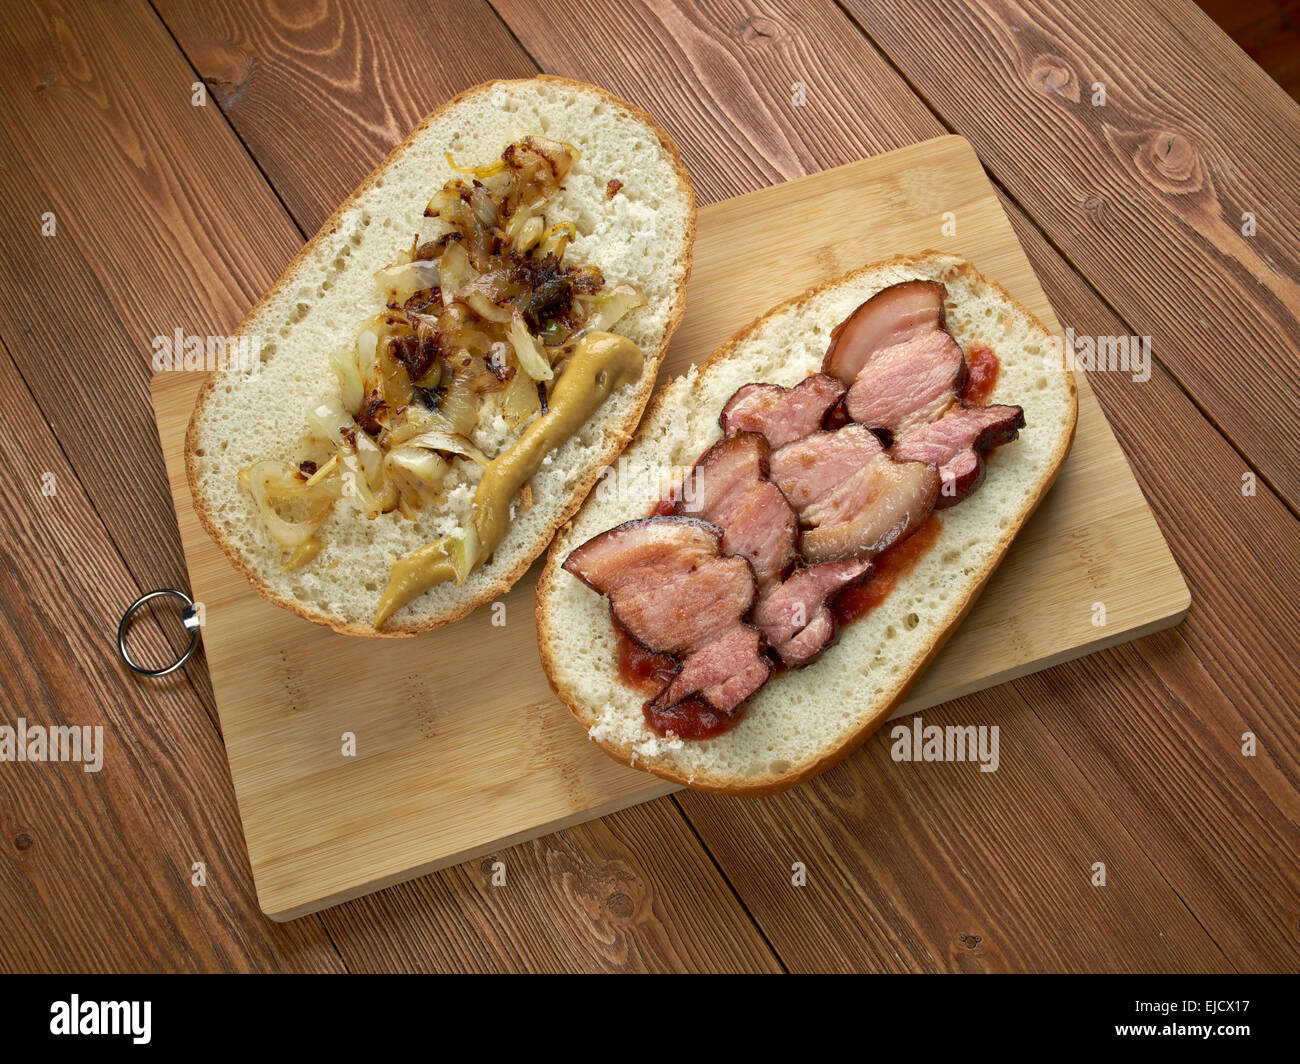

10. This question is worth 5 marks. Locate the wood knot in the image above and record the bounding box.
[14,833,32,850]
[191,40,257,107]
[1151,131,1195,177]
[1118,129,1205,197]
[606,891,634,918]
[958,932,982,950]
[1080,193,1108,215]
[734,15,778,42]
[1030,54,1080,102]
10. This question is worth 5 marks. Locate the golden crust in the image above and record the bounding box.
[535,251,1079,794]
[185,76,697,637]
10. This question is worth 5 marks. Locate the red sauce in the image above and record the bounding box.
[648,478,685,517]
[644,695,744,740]
[615,623,677,694]
[833,514,943,625]
[962,344,1000,405]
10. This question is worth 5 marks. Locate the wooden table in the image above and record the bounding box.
[1,0,1296,974]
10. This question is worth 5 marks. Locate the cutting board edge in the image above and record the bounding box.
[257,779,680,921]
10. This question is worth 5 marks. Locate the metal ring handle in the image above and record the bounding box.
[117,589,201,677]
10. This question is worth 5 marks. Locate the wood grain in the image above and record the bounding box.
[150,139,1185,918]
[153,0,538,233]
[1008,194,1300,781]
[317,802,783,972]
[492,0,1300,971]
[838,0,1300,509]
[0,338,344,973]
[676,683,1232,972]
[0,0,304,625]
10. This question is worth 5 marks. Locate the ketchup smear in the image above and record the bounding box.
[615,624,677,694]
[833,513,943,625]
[645,695,743,740]
[962,343,1000,405]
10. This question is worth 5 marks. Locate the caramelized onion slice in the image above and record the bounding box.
[401,429,491,467]
[329,348,364,415]
[587,283,646,332]
[241,460,338,549]
[509,311,553,381]
[374,260,440,303]
[444,150,507,179]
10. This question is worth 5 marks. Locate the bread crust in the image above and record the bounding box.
[185,76,696,637]
[535,252,1078,794]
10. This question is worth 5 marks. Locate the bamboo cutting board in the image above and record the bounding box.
[150,135,1188,920]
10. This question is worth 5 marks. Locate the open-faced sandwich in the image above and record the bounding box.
[186,77,694,635]
[536,252,1077,793]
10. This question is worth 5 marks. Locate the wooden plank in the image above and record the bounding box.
[491,0,1300,970]
[0,0,304,606]
[0,339,344,973]
[838,0,1300,509]
[152,0,538,232]
[150,137,1185,919]
[1006,194,1300,774]
[676,683,1231,972]
[317,802,783,972]
[1001,199,1300,971]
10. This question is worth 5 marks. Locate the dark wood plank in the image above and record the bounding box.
[1000,196,1300,971]
[319,802,783,973]
[678,684,1229,973]
[492,0,1300,971]
[838,0,1300,510]
[1005,192,1300,770]
[150,0,780,969]
[0,338,344,973]
[490,0,942,206]
[153,0,538,233]
[0,0,304,608]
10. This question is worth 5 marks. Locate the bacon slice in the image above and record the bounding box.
[562,516,754,655]
[719,374,846,449]
[676,432,796,590]
[769,424,883,513]
[754,559,873,667]
[823,279,947,384]
[844,328,966,439]
[893,403,1025,508]
[800,456,939,564]
[893,403,1025,465]
[643,625,771,737]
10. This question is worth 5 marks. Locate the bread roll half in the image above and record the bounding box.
[186,77,695,635]
[536,252,1077,793]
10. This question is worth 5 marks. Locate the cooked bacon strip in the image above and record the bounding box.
[754,559,873,667]
[893,403,1025,508]
[769,424,883,513]
[823,279,947,384]
[719,374,846,449]
[893,403,1025,465]
[800,456,939,564]
[844,328,966,439]
[675,432,796,590]
[644,625,771,737]
[562,516,754,655]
